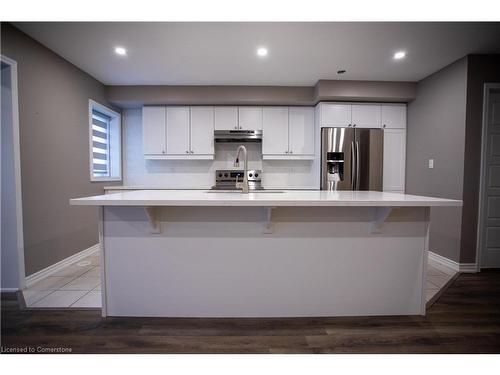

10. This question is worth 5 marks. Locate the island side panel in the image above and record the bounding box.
[98,206,107,317]
[103,206,428,317]
[420,207,431,314]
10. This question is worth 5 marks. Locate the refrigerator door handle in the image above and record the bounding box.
[356,140,361,190]
[351,141,356,189]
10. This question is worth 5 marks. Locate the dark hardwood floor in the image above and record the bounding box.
[2,271,500,354]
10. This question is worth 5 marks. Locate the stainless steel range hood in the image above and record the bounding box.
[214,130,262,142]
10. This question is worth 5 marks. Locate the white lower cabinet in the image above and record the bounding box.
[262,107,314,159]
[383,129,406,192]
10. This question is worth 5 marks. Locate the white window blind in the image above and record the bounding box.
[92,110,111,178]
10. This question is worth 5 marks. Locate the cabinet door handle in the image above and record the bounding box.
[348,124,352,127]
[353,124,357,128]
[290,150,293,154]
[383,124,386,128]
[190,150,194,154]
[186,150,189,153]
[285,150,288,154]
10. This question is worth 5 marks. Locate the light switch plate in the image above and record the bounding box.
[428,159,434,169]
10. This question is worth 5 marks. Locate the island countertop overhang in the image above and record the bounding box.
[69,190,462,207]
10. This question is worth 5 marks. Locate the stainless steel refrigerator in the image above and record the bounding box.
[321,127,383,191]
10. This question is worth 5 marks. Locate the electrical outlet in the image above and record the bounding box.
[428,159,434,169]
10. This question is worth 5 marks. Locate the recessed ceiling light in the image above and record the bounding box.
[257,47,268,57]
[393,51,406,60]
[114,47,127,56]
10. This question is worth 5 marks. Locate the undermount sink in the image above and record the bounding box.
[205,190,284,194]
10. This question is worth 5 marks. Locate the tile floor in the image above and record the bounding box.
[23,252,455,309]
[426,258,457,302]
[23,253,101,308]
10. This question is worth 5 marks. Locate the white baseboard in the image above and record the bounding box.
[1,288,19,292]
[25,244,100,287]
[428,251,477,273]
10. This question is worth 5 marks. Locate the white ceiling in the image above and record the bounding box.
[14,22,500,86]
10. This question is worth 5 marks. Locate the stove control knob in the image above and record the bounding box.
[254,173,259,178]
[249,173,253,178]
[218,173,223,178]
[224,173,228,178]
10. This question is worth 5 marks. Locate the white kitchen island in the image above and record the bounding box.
[70,190,461,318]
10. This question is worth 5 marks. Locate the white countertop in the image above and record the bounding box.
[70,190,462,207]
[103,186,318,191]
[104,186,178,190]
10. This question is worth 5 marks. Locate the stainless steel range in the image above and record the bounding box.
[210,169,264,191]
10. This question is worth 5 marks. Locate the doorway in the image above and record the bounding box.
[1,55,25,291]
[477,84,500,269]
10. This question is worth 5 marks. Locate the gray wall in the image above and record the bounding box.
[406,57,468,262]
[1,23,120,276]
[461,55,500,263]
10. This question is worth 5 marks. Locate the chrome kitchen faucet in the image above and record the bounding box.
[234,145,249,193]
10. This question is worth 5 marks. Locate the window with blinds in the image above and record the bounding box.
[92,110,111,178]
[88,100,121,181]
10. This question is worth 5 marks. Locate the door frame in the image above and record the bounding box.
[475,83,500,270]
[1,54,26,290]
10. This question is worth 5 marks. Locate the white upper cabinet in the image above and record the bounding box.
[238,107,263,130]
[142,106,166,155]
[166,107,190,155]
[319,102,402,129]
[214,107,238,130]
[351,104,381,128]
[263,106,314,159]
[215,106,263,130]
[320,103,351,127]
[143,106,214,160]
[190,107,214,155]
[381,104,407,129]
[289,107,314,155]
[383,128,406,192]
[263,107,289,155]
